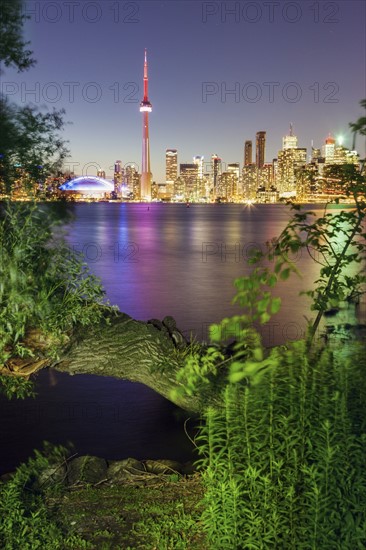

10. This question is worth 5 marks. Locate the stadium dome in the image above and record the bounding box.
[60,176,114,193]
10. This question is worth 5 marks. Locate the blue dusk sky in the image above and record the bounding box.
[3,0,366,181]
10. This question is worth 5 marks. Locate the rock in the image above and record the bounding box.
[34,464,68,490]
[0,472,15,484]
[107,458,145,481]
[181,461,196,475]
[67,455,108,485]
[143,459,183,475]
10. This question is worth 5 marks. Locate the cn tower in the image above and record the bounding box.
[139,49,152,201]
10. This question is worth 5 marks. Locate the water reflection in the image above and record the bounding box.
[1,203,361,474]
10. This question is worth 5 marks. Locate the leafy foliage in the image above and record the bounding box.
[0,443,92,549]
[0,1,68,193]
[196,344,366,549]
[175,104,366,548]
[0,97,69,194]
[0,0,35,73]
[0,202,114,397]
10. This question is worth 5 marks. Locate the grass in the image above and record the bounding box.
[45,475,207,549]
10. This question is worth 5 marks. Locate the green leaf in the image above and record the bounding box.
[270,297,281,314]
[260,312,271,324]
[228,371,247,383]
[280,268,291,281]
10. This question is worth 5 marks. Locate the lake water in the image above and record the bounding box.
[0,203,362,474]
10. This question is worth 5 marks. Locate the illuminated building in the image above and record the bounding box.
[282,124,298,150]
[244,140,252,165]
[139,49,153,201]
[311,147,321,161]
[97,169,106,179]
[211,154,222,198]
[256,131,266,168]
[242,164,257,201]
[124,164,141,200]
[166,149,178,184]
[277,148,307,196]
[322,135,336,163]
[193,156,204,179]
[179,163,199,200]
[114,160,123,197]
[173,176,186,199]
[218,164,239,201]
[320,135,359,166]
[59,176,114,200]
[256,185,279,203]
[257,163,273,189]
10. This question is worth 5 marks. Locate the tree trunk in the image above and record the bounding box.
[50,312,215,413]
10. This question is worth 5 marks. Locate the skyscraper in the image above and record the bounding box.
[282,124,298,150]
[256,131,266,168]
[180,163,199,200]
[124,164,141,199]
[277,148,307,195]
[166,149,178,185]
[211,154,222,198]
[244,140,252,165]
[193,156,204,179]
[114,160,123,196]
[139,49,152,201]
[322,135,336,163]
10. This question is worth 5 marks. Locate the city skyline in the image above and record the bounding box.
[2,0,365,181]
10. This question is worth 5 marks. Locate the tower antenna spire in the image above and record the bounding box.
[143,48,148,101]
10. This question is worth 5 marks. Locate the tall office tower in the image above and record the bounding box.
[244,140,252,165]
[166,149,178,184]
[242,164,257,201]
[97,169,106,179]
[322,135,336,164]
[114,160,123,195]
[193,156,204,179]
[256,131,266,168]
[211,154,222,197]
[139,49,152,200]
[219,163,240,201]
[124,164,141,200]
[180,163,199,200]
[282,124,298,150]
[257,163,273,189]
[277,148,307,195]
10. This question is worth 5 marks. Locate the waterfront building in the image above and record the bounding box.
[113,160,123,197]
[166,149,178,184]
[59,176,114,200]
[242,163,257,201]
[124,164,141,200]
[211,154,222,198]
[180,163,199,200]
